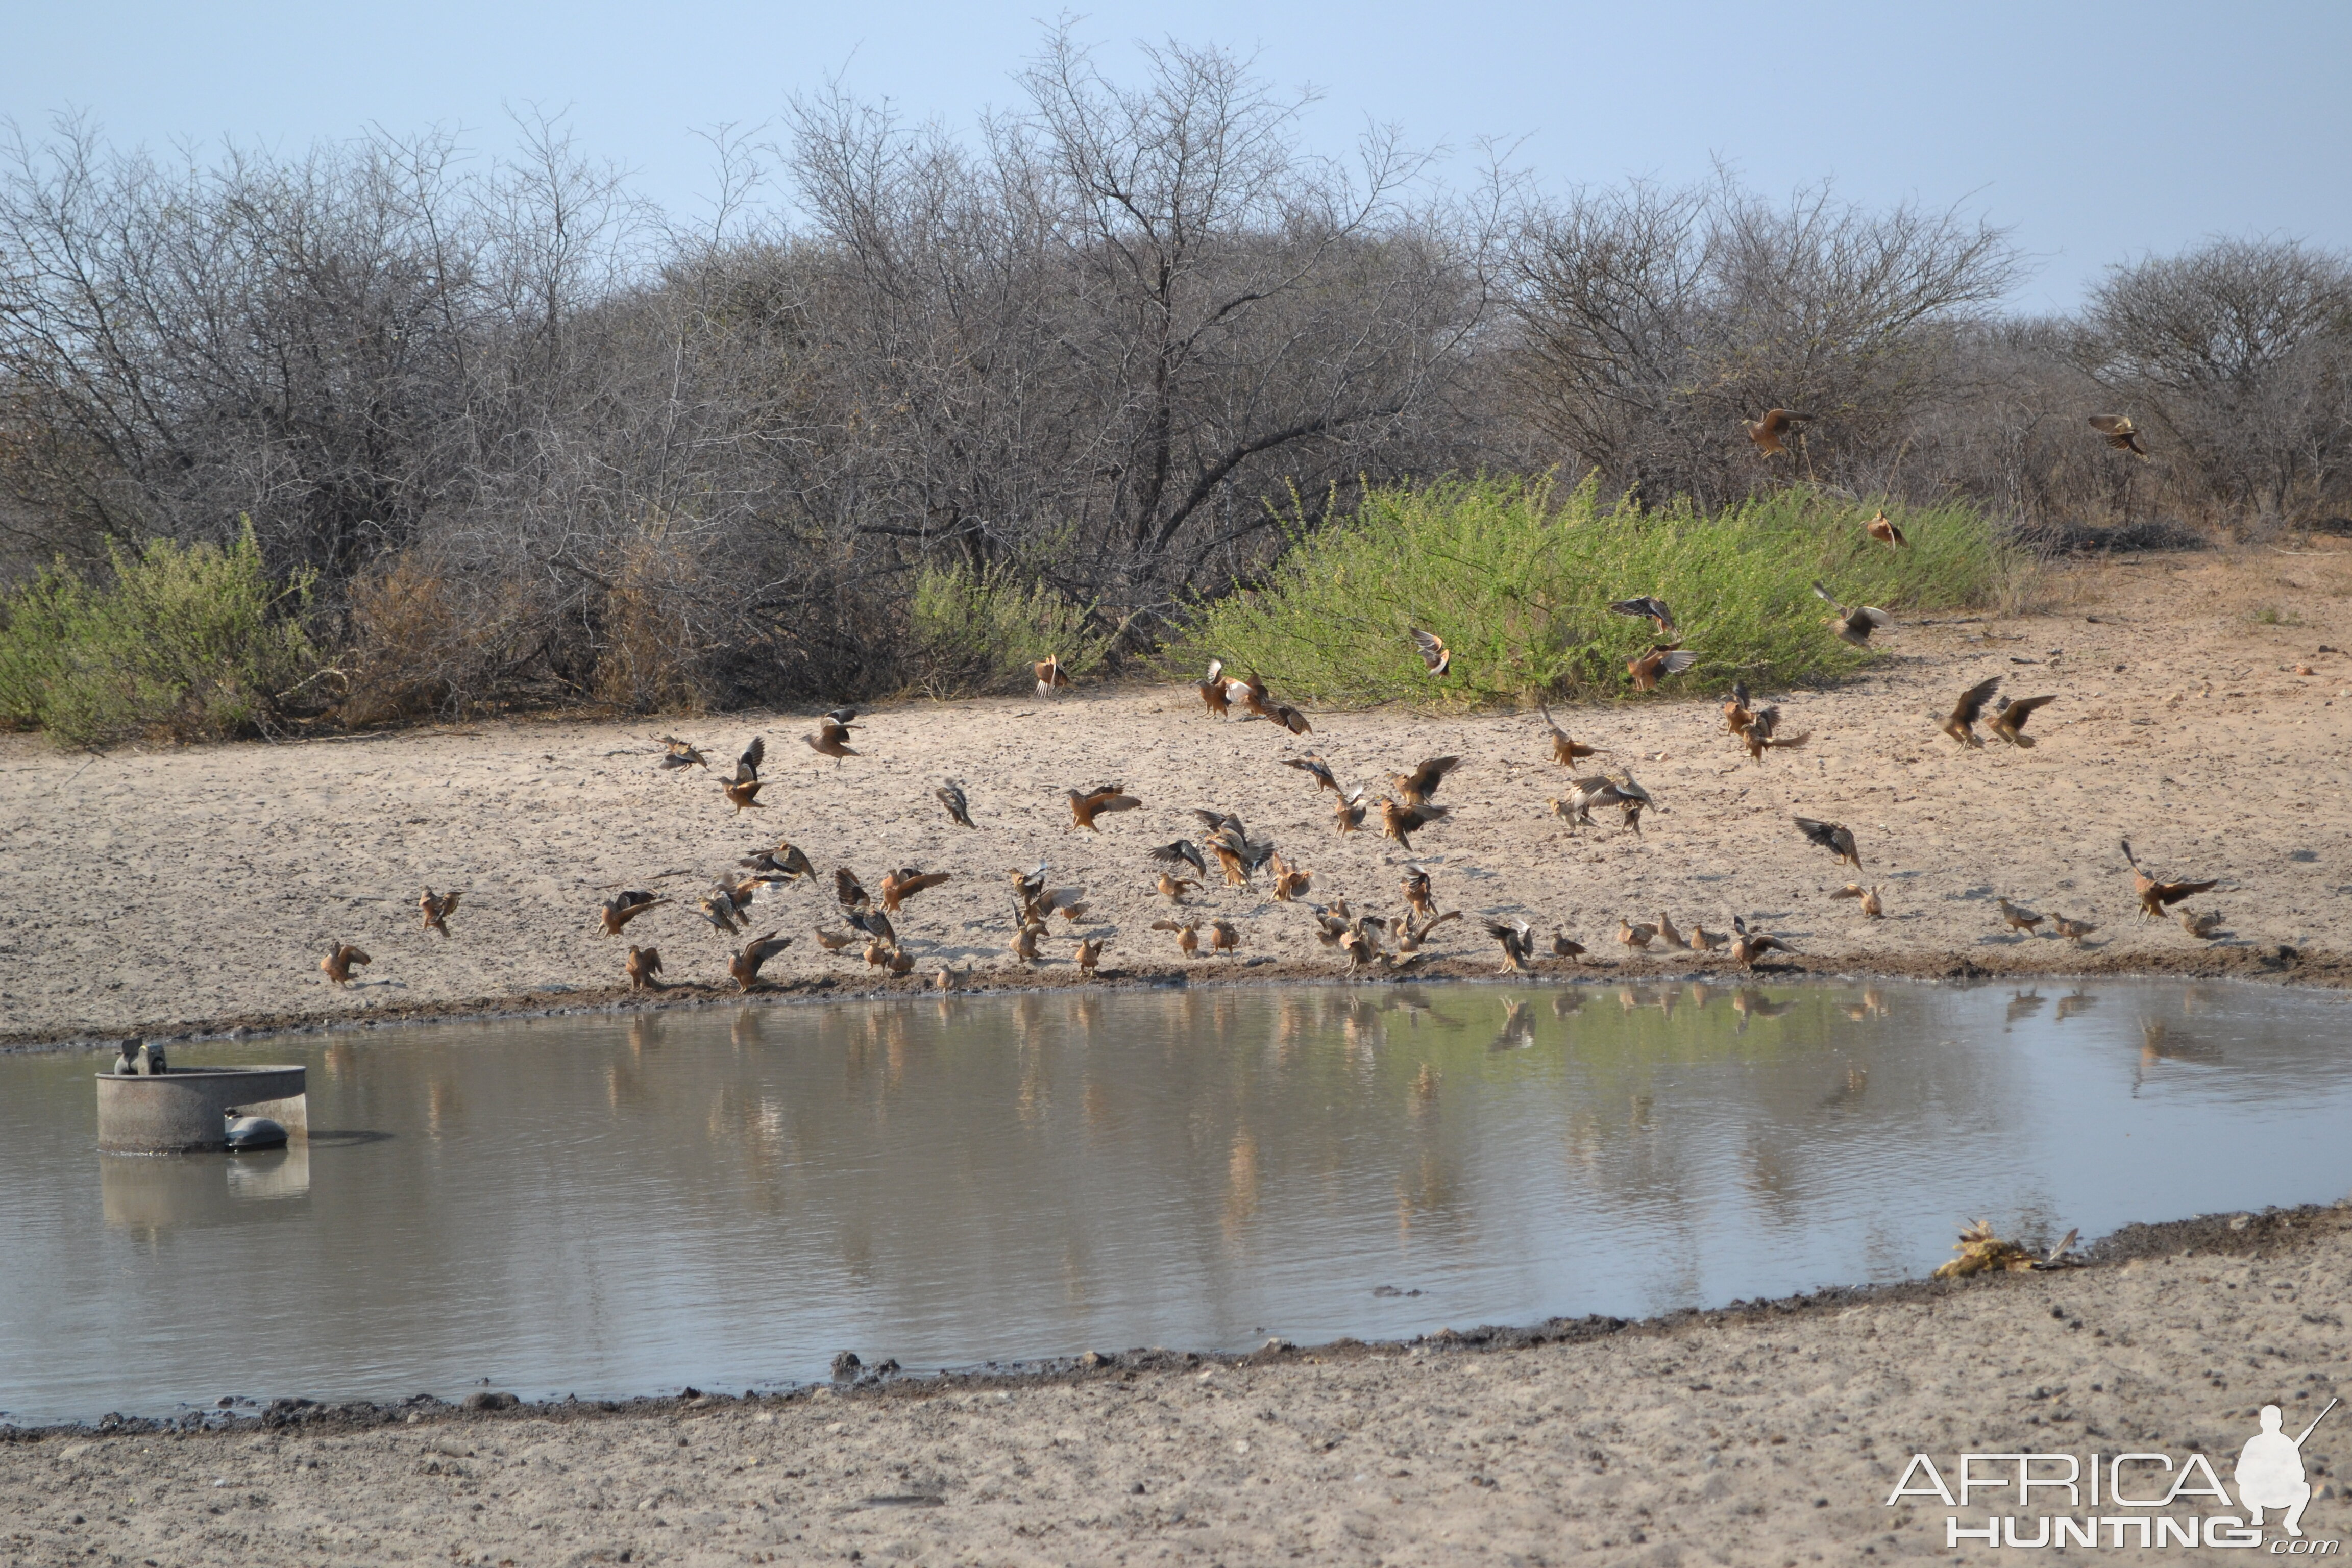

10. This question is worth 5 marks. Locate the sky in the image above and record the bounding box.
[5,0,2348,313]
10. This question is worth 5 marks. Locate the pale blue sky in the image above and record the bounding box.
[5,0,2346,311]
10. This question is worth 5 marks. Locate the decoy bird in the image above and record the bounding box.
[1793,815,1862,869]
[880,868,951,913]
[1608,597,1678,637]
[1150,919,1202,959]
[1389,755,1461,806]
[321,943,372,985]
[599,890,668,935]
[1536,701,1604,767]
[1035,655,1071,698]
[1380,798,1449,850]
[1628,645,1698,690]
[1197,658,1232,717]
[1997,897,2044,934]
[658,736,708,769]
[730,932,792,991]
[2089,413,2148,457]
[1067,783,1143,832]
[804,718,858,765]
[1865,510,1906,549]
[1813,581,1893,646]
[1942,677,2002,748]
[2121,840,2219,920]
[1616,918,1657,952]
[1743,408,1811,458]
[1409,627,1451,677]
[1486,917,1536,973]
[1074,936,1107,976]
[1282,754,1341,795]
[1989,695,2056,748]
[935,778,975,828]
[625,945,664,990]
[418,887,461,936]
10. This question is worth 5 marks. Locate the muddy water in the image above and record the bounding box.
[3,980,2347,1425]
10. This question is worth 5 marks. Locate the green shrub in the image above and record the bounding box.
[909,562,1113,697]
[1179,476,2018,705]
[0,520,318,747]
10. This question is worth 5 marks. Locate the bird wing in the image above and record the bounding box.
[1404,755,1461,796]
[2088,414,2133,436]
[737,737,765,779]
[1811,579,1841,607]
[1792,815,1836,847]
[1083,790,1142,814]
[2002,695,2058,730]
[895,872,951,899]
[1949,676,2002,725]
[1855,606,1893,629]
[1658,650,1698,675]
[834,868,867,909]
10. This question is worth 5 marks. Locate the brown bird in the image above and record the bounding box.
[1813,581,1892,646]
[1075,936,1107,976]
[1486,916,1536,973]
[1339,924,1380,973]
[886,946,915,976]
[1551,929,1587,961]
[2052,914,2096,946]
[1269,702,1312,735]
[812,926,858,953]
[1333,784,1368,836]
[1197,658,1232,718]
[1390,909,1462,955]
[1206,835,1253,888]
[1793,816,1861,869]
[625,945,663,990]
[1268,853,1311,902]
[1731,929,1791,969]
[1996,897,2044,935]
[320,942,371,985]
[1067,783,1143,832]
[1281,754,1341,795]
[740,840,816,883]
[834,867,871,912]
[2089,413,2148,458]
[729,932,792,991]
[2121,839,2219,920]
[1536,701,1604,767]
[1654,911,1690,951]
[1743,408,1811,458]
[804,718,858,765]
[1628,645,1698,691]
[861,935,892,968]
[1989,695,2057,748]
[1688,924,1729,953]
[1616,917,1657,952]
[1209,919,1240,956]
[1388,755,1462,806]
[1721,681,1755,736]
[2179,909,2224,939]
[1009,922,1046,964]
[1151,919,1202,959]
[935,778,975,828]
[418,887,461,936]
[720,776,765,814]
[1865,510,1906,549]
[1155,871,1201,904]
[658,735,708,769]
[1148,839,1209,877]
[598,890,668,936]
[1608,596,1678,637]
[1305,902,1355,949]
[1831,884,1885,918]
[1035,655,1072,698]
[880,868,951,913]
[1942,677,2002,748]
[1742,705,1809,764]
[1400,865,1434,919]
[697,881,756,935]
[1860,886,1884,918]
[1233,671,1277,722]
[1380,798,1450,850]
[1409,627,1451,678]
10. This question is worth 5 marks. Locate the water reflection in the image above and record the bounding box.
[1,979,2348,1424]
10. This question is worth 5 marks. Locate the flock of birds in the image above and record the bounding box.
[312,471,2233,999]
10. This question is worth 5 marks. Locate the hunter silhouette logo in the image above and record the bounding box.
[1886,1398,2338,1551]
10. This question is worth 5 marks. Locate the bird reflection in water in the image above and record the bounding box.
[1489,999,1536,1052]
[1731,989,1793,1032]
[2006,989,2047,1028]
[1552,989,1587,1019]
[1224,1133,1260,1238]
[2054,990,2098,1023]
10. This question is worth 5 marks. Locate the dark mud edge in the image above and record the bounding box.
[4,942,2345,1056]
[9,1202,2346,1441]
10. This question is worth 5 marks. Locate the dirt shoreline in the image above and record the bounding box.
[4,549,2348,1054]
[8,1205,2347,1563]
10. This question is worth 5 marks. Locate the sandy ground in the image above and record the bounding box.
[4,1206,2345,1565]
[4,548,2348,1049]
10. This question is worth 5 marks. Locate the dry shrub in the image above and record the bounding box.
[591,537,711,714]
[339,552,542,726]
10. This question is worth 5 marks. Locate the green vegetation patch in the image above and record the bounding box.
[1181,476,2015,705]
[0,520,318,747]
[909,562,1114,698]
